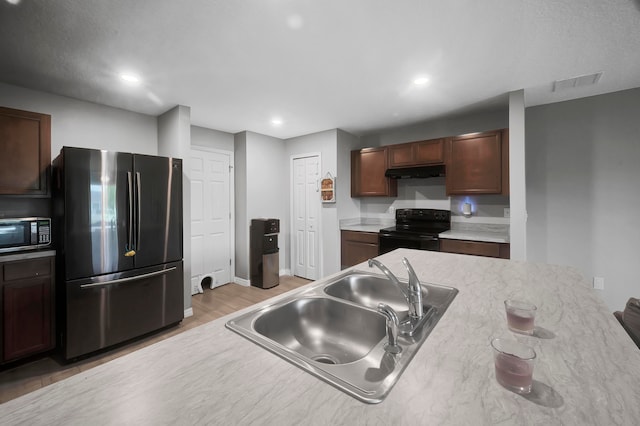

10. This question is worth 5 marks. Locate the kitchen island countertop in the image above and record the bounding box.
[2,249,639,425]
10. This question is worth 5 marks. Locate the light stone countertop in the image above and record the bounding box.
[0,249,56,262]
[2,249,639,425]
[339,217,393,233]
[439,229,510,243]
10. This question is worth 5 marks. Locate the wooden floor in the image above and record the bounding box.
[0,276,310,404]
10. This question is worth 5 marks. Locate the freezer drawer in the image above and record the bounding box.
[61,261,184,360]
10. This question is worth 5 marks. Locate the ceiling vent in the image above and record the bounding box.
[553,72,603,92]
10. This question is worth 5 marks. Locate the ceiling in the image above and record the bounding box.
[1,0,639,139]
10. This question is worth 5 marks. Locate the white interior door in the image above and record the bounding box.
[293,155,320,280]
[191,148,233,294]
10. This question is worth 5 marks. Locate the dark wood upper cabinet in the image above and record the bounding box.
[0,107,51,196]
[351,147,397,197]
[388,138,445,168]
[446,129,509,195]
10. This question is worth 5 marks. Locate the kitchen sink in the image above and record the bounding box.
[324,272,459,324]
[253,297,386,364]
[226,270,458,403]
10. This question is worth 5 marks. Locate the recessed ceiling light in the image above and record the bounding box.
[120,73,141,85]
[5,0,22,5]
[271,118,283,126]
[413,76,430,86]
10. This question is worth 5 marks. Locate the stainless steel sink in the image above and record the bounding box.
[324,272,459,320]
[226,270,458,403]
[253,297,386,364]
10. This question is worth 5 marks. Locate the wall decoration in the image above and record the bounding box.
[320,172,336,203]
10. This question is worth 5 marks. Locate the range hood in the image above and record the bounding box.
[385,165,445,179]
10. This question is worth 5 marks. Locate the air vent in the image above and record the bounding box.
[553,72,603,92]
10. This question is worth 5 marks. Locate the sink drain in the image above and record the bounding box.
[311,354,339,365]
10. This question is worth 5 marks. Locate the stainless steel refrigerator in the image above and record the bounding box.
[53,147,184,360]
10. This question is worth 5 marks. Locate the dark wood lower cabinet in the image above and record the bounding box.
[440,239,510,259]
[341,230,380,269]
[1,255,55,363]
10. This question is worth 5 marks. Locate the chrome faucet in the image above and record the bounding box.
[377,303,401,354]
[368,257,425,319]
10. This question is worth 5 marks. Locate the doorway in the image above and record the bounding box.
[190,147,234,294]
[291,154,320,280]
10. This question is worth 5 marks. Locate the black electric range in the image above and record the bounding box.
[379,208,451,255]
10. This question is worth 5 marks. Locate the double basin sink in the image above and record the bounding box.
[226,269,458,403]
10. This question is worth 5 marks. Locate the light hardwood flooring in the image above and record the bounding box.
[0,276,310,404]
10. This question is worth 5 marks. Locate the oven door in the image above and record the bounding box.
[379,232,439,255]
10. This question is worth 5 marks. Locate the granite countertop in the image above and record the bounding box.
[439,229,510,243]
[0,249,56,262]
[3,249,639,425]
[440,222,510,243]
[339,217,393,233]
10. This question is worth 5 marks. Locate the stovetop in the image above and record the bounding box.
[380,208,451,236]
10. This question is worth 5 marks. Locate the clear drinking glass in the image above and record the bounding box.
[491,338,536,394]
[504,299,537,335]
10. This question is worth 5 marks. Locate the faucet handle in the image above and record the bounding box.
[377,303,402,354]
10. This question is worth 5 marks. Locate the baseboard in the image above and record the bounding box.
[234,276,250,287]
[280,268,291,276]
[184,307,194,318]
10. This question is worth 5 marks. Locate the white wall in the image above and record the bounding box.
[336,129,361,220]
[285,129,340,276]
[234,131,288,281]
[158,105,192,311]
[0,82,157,158]
[191,125,234,151]
[233,132,248,280]
[361,109,508,147]
[526,87,640,311]
[509,90,526,260]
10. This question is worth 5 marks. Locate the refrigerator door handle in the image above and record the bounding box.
[136,171,142,251]
[127,171,134,253]
[79,267,177,289]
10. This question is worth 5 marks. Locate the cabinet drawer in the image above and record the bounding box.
[440,239,503,258]
[3,258,52,281]
[341,230,379,244]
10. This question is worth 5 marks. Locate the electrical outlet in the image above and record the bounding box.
[504,208,510,218]
[593,276,605,290]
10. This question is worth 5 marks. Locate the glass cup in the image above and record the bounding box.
[491,338,536,394]
[504,299,537,335]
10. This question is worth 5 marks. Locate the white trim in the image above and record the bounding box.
[184,308,194,318]
[280,268,292,276]
[289,152,322,280]
[234,276,250,287]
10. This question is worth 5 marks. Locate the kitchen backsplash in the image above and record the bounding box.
[358,179,510,223]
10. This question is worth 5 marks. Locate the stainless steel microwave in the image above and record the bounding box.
[0,217,51,253]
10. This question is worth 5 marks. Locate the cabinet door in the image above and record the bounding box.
[440,239,510,259]
[388,139,445,168]
[0,107,51,196]
[3,277,52,361]
[446,130,504,195]
[414,139,445,165]
[388,143,414,168]
[351,148,397,197]
[341,231,379,269]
